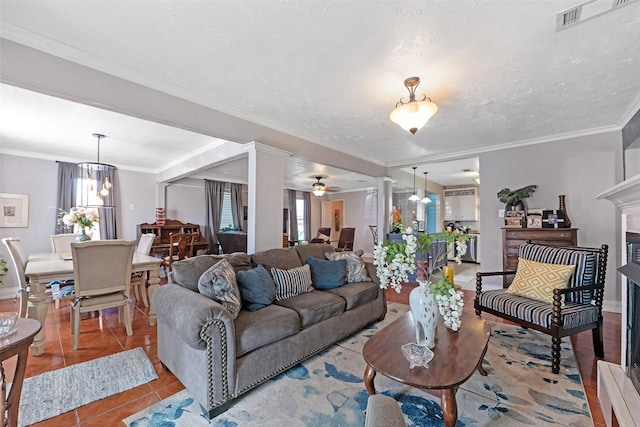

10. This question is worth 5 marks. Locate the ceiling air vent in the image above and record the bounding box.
[556,0,639,31]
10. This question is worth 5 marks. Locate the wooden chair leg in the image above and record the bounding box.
[73,307,81,350]
[551,336,561,374]
[124,302,133,336]
[593,319,605,358]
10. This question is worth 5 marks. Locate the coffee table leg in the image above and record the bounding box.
[364,364,376,395]
[477,361,488,376]
[441,388,457,427]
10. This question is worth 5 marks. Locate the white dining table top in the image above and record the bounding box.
[25,252,161,277]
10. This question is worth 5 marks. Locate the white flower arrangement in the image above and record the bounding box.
[60,207,100,229]
[373,227,469,330]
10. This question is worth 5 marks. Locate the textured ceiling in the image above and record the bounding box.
[1,0,639,190]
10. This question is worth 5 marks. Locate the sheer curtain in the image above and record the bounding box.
[96,167,117,239]
[230,183,244,232]
[205,179,226,250]
[288,189,298,242]
[55,162,77,234]
[303,191,311,242]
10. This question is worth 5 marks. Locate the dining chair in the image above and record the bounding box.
[70,240,136,350]
[162,232,197,272]
[1,237,29,318]
[50,233,77,254]
[335,227,355,252]
[309,227,331,244]
[131,233,156,307]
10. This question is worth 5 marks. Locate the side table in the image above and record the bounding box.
[1,318,41,427]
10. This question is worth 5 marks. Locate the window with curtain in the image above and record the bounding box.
[296,199,305,241]
[220,192,235,230]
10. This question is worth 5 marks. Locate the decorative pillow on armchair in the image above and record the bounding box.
[505,258,576,303]
[198,259,242,318]
[325,251,370,283]
[271,264,313,300]
[237,265,276,311]
[306,256,347,289]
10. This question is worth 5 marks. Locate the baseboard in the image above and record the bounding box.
[602,299,622,314]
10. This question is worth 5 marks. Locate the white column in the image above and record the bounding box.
[376,177,394,243]
[246,143,290,253]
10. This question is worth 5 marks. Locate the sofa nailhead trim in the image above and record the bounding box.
[201,319,229,407]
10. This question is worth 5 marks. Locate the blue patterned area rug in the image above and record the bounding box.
[17,347,158,427]
[124,303,592,427]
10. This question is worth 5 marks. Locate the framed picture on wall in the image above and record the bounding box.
[0,193,29,228]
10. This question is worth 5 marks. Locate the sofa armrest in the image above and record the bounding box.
[365,261,380,285]
[152,284,236,352]
[475,270,515,296]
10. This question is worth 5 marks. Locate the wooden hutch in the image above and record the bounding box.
[137,219,209,257]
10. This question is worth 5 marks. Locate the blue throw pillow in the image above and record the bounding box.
[306,256,347,289]
[237,265,276,311]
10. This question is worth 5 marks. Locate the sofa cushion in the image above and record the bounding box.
[271,265,314,300]
[275,290,346,329]
[295,243,335,263]
[324,281,380,311]
[506,258,575,303]
[234,304,300,357]
[251,247,303,273]
[306,256,347,289]
[224,252,253,274]
[197,259,242,319]
[325,251,371,283]
[171,255,221,292]
[237,265,276,311]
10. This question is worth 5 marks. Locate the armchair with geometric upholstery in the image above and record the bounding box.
[474,243,608,374]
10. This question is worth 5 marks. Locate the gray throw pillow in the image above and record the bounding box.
[325,251,371,283]
[237,265,276,311]
[198,259,242,319]
[306,256,347,289]
[271,264,313,301]
[172,255,222,292]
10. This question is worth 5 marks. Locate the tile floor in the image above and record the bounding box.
[0,261,621,426]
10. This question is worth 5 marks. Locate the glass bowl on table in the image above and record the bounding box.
[401,342,434,369]
[0,312,19,338]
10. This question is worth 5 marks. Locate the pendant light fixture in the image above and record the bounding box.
[421,171,432,204]
[311,176,326,197]
[77,133,116,208]
[408,167,420,201]
[389,77,438,134]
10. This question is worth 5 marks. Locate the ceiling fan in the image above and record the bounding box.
[311,176,340,197]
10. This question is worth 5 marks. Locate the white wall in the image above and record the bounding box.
[117,169,158,240]
[330,188,378,256]
[479,130,623,312]
[166,183,206,231]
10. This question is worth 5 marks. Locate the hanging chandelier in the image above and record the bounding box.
[408,167,420,201]
[389,77,438,134]
[421,171,432,204]
[77,133,116,208]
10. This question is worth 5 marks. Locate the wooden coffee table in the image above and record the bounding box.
[363,311,491,427]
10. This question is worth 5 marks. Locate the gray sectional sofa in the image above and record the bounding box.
[152,243,386,418]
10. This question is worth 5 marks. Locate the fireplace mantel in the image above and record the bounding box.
[596,173,640,426]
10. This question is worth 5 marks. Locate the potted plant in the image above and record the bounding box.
[497,185,537,211]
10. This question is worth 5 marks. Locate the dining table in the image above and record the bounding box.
[24,252,162,356]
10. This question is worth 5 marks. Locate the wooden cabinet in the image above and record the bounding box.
[444,188,478,221]
[501,228,578,287]
[137,219,208,256]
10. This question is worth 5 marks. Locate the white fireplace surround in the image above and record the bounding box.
[596,173,640,426]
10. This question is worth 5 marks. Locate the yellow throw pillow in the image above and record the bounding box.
[505,258,576,303]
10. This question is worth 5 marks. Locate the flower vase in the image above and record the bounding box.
[558,195,571,228]
[75,227,91,242]
[409,281,439,349]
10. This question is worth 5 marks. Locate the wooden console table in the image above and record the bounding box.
[502,228,578,287]
[1,318,41,427]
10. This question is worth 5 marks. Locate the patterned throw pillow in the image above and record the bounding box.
[271,264,313,301]
[325,251,370,283]
[198,259,242,319]
[505,258,576,303]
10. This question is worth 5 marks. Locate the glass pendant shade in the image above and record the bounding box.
[312,188,325,197]
[408,166,420,201]
[421,171,432,203]
[311,176,326,197]
[389,100,438,134]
